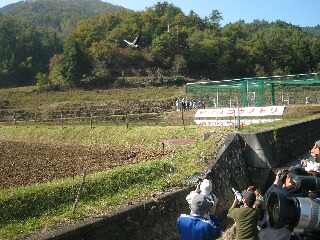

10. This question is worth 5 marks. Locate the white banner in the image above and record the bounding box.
[194,106,285,118]
[194,119,281,127]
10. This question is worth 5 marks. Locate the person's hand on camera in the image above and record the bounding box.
[234,194,239,202]
[195,183,201,193]
[230,195,239,210]
[274,172,280,184]
[215,197,219,206]
[209,198,218,215]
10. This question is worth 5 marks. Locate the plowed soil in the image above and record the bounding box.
[0,140,173,189]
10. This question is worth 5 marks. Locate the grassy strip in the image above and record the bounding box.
[0,86,185,109]
[0,182,165,240]
[0,160,169,225]
[0,125,211,147]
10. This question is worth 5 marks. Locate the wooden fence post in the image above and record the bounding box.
[13,112,16,127]
[72,169,87,213]
[60,111,63,128]
[90,112,93,129]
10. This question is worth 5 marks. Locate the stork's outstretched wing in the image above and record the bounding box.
[133,34,140,45]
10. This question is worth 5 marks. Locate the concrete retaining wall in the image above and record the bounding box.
[240,117,320,192]
[32,187,193,240]
[34,118,320,240]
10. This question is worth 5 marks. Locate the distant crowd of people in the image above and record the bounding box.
[176,139,320,240]
[175,98,206,111]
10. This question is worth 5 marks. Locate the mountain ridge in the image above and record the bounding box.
[0,0,131,35]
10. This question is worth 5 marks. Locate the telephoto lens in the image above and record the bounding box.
[292,175,320,192]
[267,191,300,229]
[267,191,320,235]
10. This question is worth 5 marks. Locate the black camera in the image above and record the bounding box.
[277,168,289,184]
[267,175,320,239]
[197,177,203,184]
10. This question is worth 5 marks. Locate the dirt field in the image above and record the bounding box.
[0,140,173,189]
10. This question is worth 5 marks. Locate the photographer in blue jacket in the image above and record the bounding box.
[177,194,221,240]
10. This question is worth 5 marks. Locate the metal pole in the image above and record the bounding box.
[246,79,249,107]
[185,84,188,104]
[216,90,219,108]
[269,84,275,105]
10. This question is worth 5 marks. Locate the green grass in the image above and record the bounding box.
[0,124,211,146]
[0,86,185,109]
[240,113,320,131]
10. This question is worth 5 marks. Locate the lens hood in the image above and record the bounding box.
[267,191,300,229]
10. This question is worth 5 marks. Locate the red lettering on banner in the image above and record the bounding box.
[247,108,255,114]
[195,106,284,126]
[238,108,246,115]
[227,109,235,115]
[260,108,267,113]
[270,108,278,113]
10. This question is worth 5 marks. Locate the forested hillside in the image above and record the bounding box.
[0,0,320,90]
[303,24,320,37]
[0,0,129,35]
[0,14,63,87]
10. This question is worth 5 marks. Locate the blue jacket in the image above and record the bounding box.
[177,213,221,240]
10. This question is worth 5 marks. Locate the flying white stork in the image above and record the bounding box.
[124,33,140,48]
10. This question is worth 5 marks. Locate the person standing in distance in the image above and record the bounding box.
[177,194,221,240]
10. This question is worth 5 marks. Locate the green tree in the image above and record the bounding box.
[151,32,179,69]
[0,14,62,87]
[209,9,223,32]
[61,37,91,86]
[172,54,187,74]
[48,54,66,89]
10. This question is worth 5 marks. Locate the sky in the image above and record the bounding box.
[1,0,319,27]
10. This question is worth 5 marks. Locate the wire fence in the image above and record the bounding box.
[0,111,190,127]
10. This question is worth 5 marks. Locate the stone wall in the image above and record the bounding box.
[34,118,320,240]
[206,133,250,218]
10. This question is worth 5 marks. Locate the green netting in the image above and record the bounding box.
[186,73,320,107]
